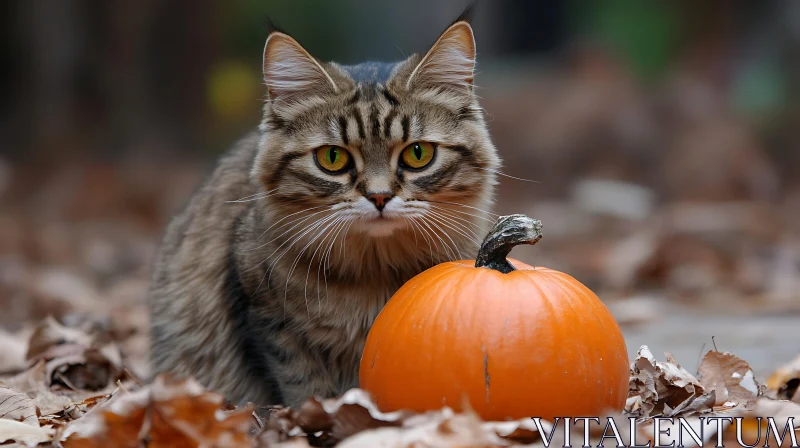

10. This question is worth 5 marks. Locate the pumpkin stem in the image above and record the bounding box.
[475,214,542,273]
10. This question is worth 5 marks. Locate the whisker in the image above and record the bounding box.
[265,214,339,318]
[320,217,350,309]
[426,209,481,247]
[421,214,462,261]
[272,213,338,282]
[244,206,329,253]
[251,211,334,290]
[307,217,341,315]
[225,188,280,203]
[406,215,419,247]
[246,206,333,252]
[428,207,485,237]
[336,219,355,268]
[325,219,355,307]
[422,214,464,260]
[315,219,340,314]
[409,218,436,265]
[426,200,499,218]
[292,215,342,315]
[477,167,539,183]
[417,216,456,262]
[312,218,342,315]
[431,206,495,224]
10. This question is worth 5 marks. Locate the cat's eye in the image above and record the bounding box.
[400,142,436,170]
[314,145,352,174]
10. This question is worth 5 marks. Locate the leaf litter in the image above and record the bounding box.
[0,312,798,447]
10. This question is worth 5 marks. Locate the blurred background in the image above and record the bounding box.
[2,0,800,378]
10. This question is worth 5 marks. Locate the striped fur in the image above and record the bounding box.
[148,20,500,407]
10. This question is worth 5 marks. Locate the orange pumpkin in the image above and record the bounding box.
[359,214,629,421]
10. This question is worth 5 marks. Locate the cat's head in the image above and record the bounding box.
[253,19,499,239]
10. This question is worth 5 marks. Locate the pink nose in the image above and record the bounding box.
[367,192,393,211]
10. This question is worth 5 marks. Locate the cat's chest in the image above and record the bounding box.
[306,280,397,339]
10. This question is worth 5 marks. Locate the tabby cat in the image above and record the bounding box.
[148,15,501,407]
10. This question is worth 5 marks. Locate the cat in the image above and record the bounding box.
[148,14,501,408]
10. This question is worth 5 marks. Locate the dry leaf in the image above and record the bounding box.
[45,344,124,391]
[627,345,714,417]
[721,397,800,447]
[0,419,54,447]
[0,385,39,426]
[337,409,503,448]
[2,360,75,415]
[766,354,800,402]
[26,316,93,362]
[318,389,411,440]
[21,316,125,394]
[647,413,734,448]
[261,388,414,444]
[0,328,31,375]
[697,350,760,406]
[61,374,255,447]
[483,417,551,445]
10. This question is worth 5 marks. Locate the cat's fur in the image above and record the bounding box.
[148,18,500,407]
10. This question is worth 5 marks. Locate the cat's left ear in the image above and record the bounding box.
[262,32,338,103]
[406,21,476,91]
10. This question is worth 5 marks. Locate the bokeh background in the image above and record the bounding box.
[2,0,800,379]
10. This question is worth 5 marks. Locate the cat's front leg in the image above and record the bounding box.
[268,344,343,407]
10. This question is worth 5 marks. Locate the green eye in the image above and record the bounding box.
[401,142,435,170]
[315,146,351,173]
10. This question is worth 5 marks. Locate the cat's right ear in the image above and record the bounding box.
[405,20,476,91]
[262,32,338,103]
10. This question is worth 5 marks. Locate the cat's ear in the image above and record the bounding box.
[262,32,338,102]
[406,21,476,91]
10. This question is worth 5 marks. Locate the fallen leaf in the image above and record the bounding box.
[649,413,734,448]
[721,397,800,447]
[20,316,125,395]
[766,354,800,402]
[0,328,31,375]
[0,419,54,447]
[294,397,332,433]
[697,350,761,406]
[61,374,255,447]
[627,345,714,417]
[26,316,93,362]
[45,344,124,391]
[0,385,39,426]
[337,409,503,448]
[1,360,74,415]
[318,389,411,440]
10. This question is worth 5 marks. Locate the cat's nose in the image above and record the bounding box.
[366,192,393,212]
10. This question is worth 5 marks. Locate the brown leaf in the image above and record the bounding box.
[647,413,734,447]
[1,360,73,416]
[721,397,800,447]
[26,316,93,362]
[318,389,410,440]
[0,385,39,427]
[61,374,255,447]
[697,350,760,406]
[21,316,125,394]
[483,417,549,444]
[766,354,800,402]
[0,419,54,447]
[45,344,124,391]
[627,345,714,417]
[0,385,54,447]
[0,328,31,375]
[337,409,501,447]
[293,398,331,433]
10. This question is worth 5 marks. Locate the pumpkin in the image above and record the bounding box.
[359,214,629,421]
